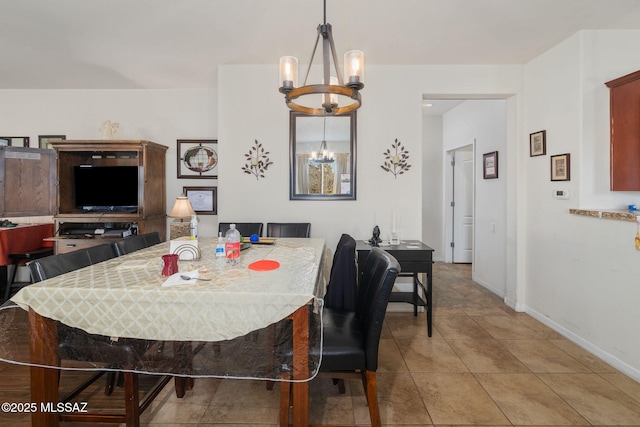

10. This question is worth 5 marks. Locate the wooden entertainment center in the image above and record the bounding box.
[50,140,167,254]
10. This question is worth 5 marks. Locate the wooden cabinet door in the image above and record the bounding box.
[606,70,640,191]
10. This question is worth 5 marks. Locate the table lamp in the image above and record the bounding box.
[168,193,195,239]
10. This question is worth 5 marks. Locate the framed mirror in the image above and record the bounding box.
[289,111,357,200]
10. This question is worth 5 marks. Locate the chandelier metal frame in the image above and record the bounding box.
[279,0,363,116]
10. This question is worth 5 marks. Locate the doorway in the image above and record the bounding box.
[448,143,474,263]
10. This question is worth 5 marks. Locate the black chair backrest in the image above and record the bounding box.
[112,232,161,256]
[86,243,118,264]
[323,233,358,310]
[219,222,263,237]
[266,222,311,238]
[28,243,117,282]
[357,247,400,371]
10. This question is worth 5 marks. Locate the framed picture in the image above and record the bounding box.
[483,151,498,179]
[39,135,66,149]
[551,153,571,181]
[0,136,29,147]
[177,139,218,179]
[529,130,546,157]
[183,186,217,215]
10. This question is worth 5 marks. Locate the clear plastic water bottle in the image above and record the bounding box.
[189,214,198,240]
[215,232,225,258]
[225,224,241,265]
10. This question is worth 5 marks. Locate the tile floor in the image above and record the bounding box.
[2,262,640,426]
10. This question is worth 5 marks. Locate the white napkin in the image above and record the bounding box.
[161,270,200,287]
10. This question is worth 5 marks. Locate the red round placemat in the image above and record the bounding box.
[248,260,280,271]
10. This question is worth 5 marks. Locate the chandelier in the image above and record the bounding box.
[279,0,364,116]
[310,116,335,163]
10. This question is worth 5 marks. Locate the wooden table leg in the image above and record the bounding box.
[28,308,60,427]
[291,306,309,427]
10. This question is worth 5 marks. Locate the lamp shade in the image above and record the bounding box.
[344,50,364,86]
[279,56,298,89]
[168,193,195,218]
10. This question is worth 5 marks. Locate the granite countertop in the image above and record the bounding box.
[570,209,640,222]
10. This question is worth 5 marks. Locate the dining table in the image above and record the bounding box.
[3,237,329,427]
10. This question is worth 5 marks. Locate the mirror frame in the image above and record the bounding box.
[289,111,357,200]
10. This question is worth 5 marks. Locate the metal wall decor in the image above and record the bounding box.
[381,138,411,179]
[177,139,218,178]
[241,139,273,180]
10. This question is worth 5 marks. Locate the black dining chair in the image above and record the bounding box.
[218,222,263,237]
[323,233,358,310]
[266,222,311,238]
[112,231,161,256]
[280,247,401,427]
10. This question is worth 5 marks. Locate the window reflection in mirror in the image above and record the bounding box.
[289,112,356,200]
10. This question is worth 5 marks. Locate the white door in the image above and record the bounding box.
[452,145,474,263]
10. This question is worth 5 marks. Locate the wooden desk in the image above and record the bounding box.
[356,240,435,336]
[13,238,326,427]
[0,223,54,299]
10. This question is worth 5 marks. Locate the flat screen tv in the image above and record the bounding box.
[73,165,139,213]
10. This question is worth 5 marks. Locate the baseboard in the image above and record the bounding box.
[525,307,640,382]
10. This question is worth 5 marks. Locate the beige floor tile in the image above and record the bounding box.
[377,338,409,373]
[352,372,431,425]
[306,377,356,425]
[474,315,545,340]
[386,312,434,339]
[539,373,640,425]
[433,315,494,340]
[412,372,509,425]
[200,404,280,424]
[550,339,619,373]
[208,379,280,407]
[396,338,468,373]
[146,401,209,424]
[600,372,640,401]
[501,340,591,373]
[475,373,588,425]
[462,306,513,317]
[448,339,530,373]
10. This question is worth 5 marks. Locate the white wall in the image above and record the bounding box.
[0,89,218,238]
[218,65,522,251]
[421,114,444,260]
[523,30,640,378]
[442,100,508,297]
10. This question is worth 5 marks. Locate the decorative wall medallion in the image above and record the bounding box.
[177,139,218,179]
[381,138,411,179]
[242,139,273,180]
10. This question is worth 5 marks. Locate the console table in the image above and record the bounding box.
[355,240,435,336]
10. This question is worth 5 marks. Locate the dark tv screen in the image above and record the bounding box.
[73,166,139,212]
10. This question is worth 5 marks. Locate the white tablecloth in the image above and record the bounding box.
[12,238,328,342]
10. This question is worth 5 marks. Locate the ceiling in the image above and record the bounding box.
[1,0,640,90]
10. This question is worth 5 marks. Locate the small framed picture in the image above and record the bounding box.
[483,151,498,179]
[0,136,30,147]
[177,139,218,179]
[183,186,217,215]
[551,153,571,181]
[529,130,546,157]
[39,135,66,149]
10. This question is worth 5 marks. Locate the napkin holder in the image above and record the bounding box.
[170,237,201,260]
